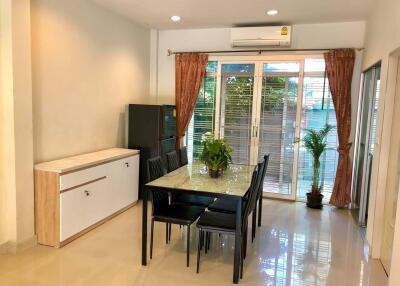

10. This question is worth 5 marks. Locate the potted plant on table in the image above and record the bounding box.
[303,124,334,209]
[200,132,233,178]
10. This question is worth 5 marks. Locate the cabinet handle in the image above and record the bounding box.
[125,162,130,167]
[84,190,90,196]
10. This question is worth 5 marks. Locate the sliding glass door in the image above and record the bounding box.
[187,55,338,201]
[352,63,381,226]
[256,62,302,199]
[219,63,256,164]
[296,59,338,202]
[217,61,303,200]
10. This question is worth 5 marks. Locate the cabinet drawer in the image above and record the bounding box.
[60,164,107,191]
[60,177,108,241]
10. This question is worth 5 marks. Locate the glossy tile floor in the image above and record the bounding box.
[0,200,388,286]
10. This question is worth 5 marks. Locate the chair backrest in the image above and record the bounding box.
[258,154,270,196]
[180,146,188,166]
[147,156,165,181]
[242,162,264,227]
[147,156,168,214]
[166,150,179,173]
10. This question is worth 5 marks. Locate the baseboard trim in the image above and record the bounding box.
[0,241,12,254]
[0,235,37,254]
[16,235,37,253]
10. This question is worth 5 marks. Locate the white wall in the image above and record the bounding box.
[153,22,365,104]
[31,0,151,163]
[0,0,35,252]
[1,0,151,253]
[360,0,400,285]
[151,21,365,155]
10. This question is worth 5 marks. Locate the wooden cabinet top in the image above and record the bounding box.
[35,148,140,174]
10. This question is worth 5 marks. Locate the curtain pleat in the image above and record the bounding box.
[324,49,355,207]
[175,53,208,149]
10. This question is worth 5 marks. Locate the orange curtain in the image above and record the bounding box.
[175,53,208,149]
[324,49,355,207]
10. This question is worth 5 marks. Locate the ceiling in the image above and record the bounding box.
[92,0,374,29]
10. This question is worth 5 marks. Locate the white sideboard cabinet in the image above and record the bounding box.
[34,148,139,247]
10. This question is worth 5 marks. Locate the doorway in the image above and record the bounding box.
[218,61,303,200]
[188,55,339,202]
[352,63,381,227]
[216,58,338,201]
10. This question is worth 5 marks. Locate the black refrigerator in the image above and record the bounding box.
[127,104,176,199]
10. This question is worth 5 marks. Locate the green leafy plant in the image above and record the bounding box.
[200,132,233,172]
[303,124,334,195]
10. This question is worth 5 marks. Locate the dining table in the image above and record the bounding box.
[141,162,255,284]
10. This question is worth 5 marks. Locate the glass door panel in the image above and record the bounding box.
[296,59,338,202]
[257,62,301,199]
[219,63,256,164]
[351,63,381,226]
[297,77,338,201]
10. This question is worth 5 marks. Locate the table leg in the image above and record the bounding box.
[258,192,262,227]
[233,197,242,284]
[142,186,148,265]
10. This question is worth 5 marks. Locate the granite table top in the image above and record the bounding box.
[146,162,255,197]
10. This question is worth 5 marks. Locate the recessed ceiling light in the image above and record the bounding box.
[170,15,181,22]
[267,9,278,16]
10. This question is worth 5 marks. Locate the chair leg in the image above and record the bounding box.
[187,224,191,267]
[205,232,208,254]
[197,230,203,273]
[258,195,262,227]
[205,232,211,254]
[252,208,256,242]
[169,223,172,242]
[240,241,244,279]
[243,224,248,260]
[200,230,204,251]
[150,218,154,259]
[166,223,169,244]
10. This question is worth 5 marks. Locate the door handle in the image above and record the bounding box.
[125,162,130,167]
[84,190,90,197]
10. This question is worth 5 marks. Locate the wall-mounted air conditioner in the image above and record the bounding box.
[230,26,292,47]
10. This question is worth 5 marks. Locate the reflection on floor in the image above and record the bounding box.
[0,200,388,286]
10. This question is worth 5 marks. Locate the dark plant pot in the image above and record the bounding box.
[306,192,324,209]
[208,169,220,178]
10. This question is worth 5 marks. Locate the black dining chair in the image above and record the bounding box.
[167,150,214,208]
[195,162,264,278]
[207,155,269,241]
[255,155,270,234]
[166,150,180,173]
[147,156,205,267]
[180,146,189,166]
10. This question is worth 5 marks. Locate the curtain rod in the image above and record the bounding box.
[167,47,364,56]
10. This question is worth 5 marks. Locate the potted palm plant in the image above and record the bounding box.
[303,124,333,209]
[200,132,233,178]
